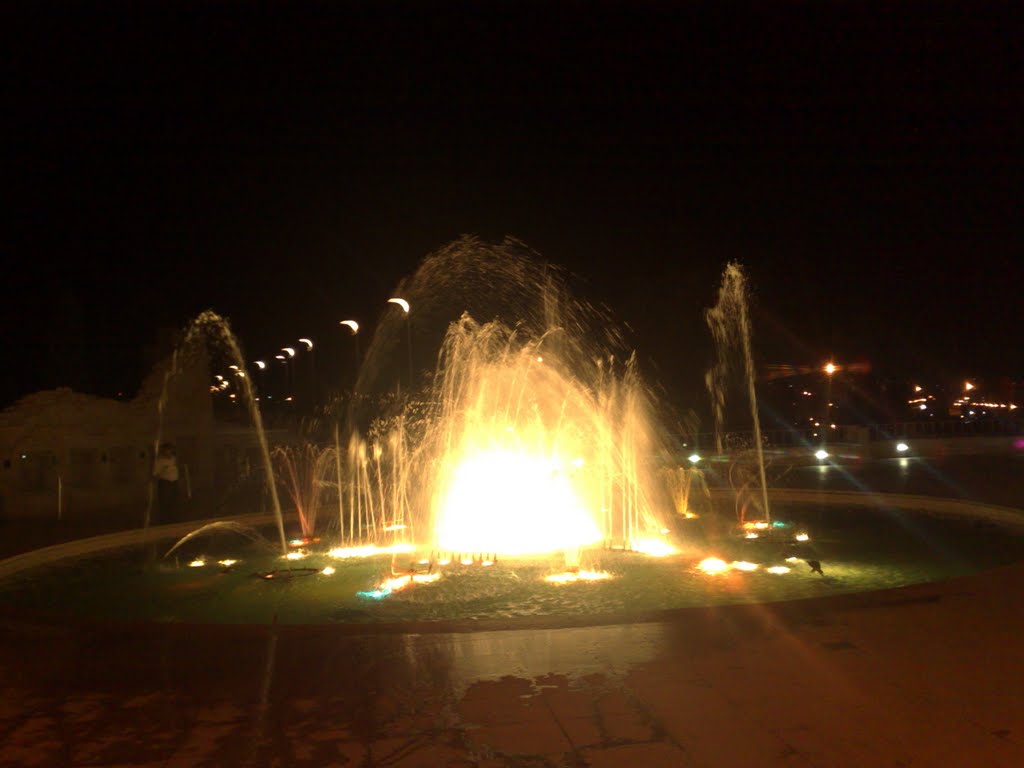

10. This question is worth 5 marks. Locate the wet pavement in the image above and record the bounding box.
[1,455,1023,767]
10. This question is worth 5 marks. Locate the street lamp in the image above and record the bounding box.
[298,338,316,404]
[340,320,361,385]
[281,347,297,399]
[275,353,290,399]
[822,361,839,449]
[388,297,413,390]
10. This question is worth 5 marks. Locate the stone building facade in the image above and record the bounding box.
[0,356,219,521]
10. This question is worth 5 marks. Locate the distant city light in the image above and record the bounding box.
[964,381,975,391]
[824,362,837,375]
[814,449,829,460]
[896,442,909,452]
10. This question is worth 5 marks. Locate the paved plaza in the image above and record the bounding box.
[1,455,1022,767]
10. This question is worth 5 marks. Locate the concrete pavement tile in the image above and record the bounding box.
[465,718,572,756]
[60,694,108,724]
[459,678,552,726]
[556,715,604,748]
[389,742,477,767]
[660,716,814,768]
[163,724,237,767]
[598,710,653,743]
[538,686,597,721]
[594,690,635,716]
[2,715,65,768]
[580,741,691,768]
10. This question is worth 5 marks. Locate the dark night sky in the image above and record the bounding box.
[2,1,1021,412]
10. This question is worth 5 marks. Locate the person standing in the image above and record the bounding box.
[153,442,180,523]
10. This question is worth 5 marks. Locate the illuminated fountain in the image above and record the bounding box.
[148,310,287,553]
[705,263,771,527]
[328,237,679,577]
[6,241,1020,626]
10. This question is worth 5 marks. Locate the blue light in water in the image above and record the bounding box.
[357,587,392,600]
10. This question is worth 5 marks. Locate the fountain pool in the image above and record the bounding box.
[3,499,1022,627]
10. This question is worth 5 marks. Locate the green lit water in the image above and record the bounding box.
[2,505,1022,625]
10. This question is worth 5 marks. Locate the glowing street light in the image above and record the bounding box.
[688,453,701,464]
[388,297,413,390]
[822,361,839,451]
[254,360,266,370]
[340,319,361,384]
[281,347,296,357]
[814,449,829,460]
[298,339,316,402]
[896,442,909,452]
[964,381,975,391]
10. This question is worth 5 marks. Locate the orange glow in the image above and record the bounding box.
[697,557,729,574]
[545,570,612,584]
[632,538,678,557]
[328,543,415,559]
[434,450,602,556]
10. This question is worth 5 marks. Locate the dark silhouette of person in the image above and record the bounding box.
[152,442,180,523]
[807,559,824,575]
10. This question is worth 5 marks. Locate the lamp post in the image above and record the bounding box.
[275,353,289,401]
[340,320,361,388]
[823,361,838,447]
[388,297,413,392]
[281,347,296,400]
[253,360,266,401]
[299,338,315,405]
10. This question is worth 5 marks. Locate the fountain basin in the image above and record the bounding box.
[2,493,1022,628]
